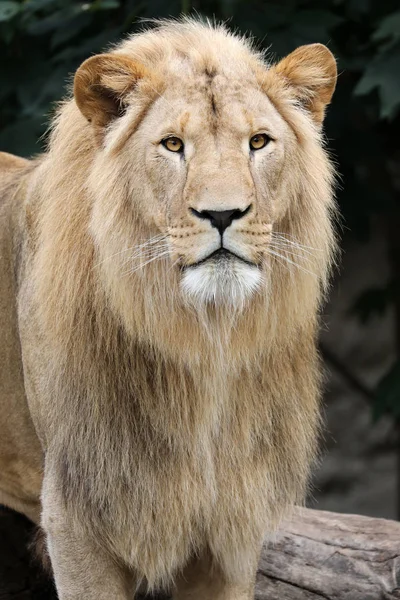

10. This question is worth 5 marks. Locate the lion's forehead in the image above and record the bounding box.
[119,24,288,137]
[167,68,257,105]
[149,74,286,142]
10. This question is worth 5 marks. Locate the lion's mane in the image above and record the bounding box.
[2,19,337,590]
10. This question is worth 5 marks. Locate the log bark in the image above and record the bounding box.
[1,505,400,599]
[256,508,400,600]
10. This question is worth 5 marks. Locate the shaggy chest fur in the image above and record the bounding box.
[29,312,315,586]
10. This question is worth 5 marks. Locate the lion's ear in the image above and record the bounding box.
[272,44,337,124]
[74,53,149,128]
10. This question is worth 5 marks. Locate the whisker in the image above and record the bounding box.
[123,242,170,261]
[119,244,170,270]
[121,251,171,277]
[266,249,295,275]
[272,232,322,252]
[93,235,168,270]
[267,249,317,277]
[271,237,317,255]
[92,246,139,270]
[126,237,169,258]
[268,242,314,265]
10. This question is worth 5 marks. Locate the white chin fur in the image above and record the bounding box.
[181,260,262,308]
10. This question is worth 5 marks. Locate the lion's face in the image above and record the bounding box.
[74,23,336,312]
[122,76,294,306]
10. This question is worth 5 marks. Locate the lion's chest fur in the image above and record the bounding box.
[15,271,317,587]
[47,337,284,584]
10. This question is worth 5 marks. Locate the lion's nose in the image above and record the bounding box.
[190,205,251,235]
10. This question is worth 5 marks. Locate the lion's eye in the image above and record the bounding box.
[249,133,270,151]
[162,137,184,153]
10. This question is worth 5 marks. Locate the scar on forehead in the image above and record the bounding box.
[179,111,190,133]
[204,66,217,80]
[210,93,217,116]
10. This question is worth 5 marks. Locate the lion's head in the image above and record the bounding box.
[73,19,336,303]
[38,19,337,362]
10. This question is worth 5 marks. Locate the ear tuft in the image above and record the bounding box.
[273,43,337,124]
[74,53,149,129]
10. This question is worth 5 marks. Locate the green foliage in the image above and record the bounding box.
[0,2,21,22]
[355,10,400,119]
[1,0,400,419]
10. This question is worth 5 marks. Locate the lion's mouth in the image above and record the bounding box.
[180,247,263,306]
[184,248,257,269]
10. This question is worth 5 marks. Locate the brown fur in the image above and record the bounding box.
[0,19,337,599]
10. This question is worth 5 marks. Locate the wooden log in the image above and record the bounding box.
[1,505,400,599]
[256,507,400,599]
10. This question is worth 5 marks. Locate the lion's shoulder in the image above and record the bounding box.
[0,152,31,195]
[0,151,29,173]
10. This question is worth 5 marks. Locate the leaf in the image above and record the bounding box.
[355,43,400,119]
[25,5,85,35]
[52,27,122,62]
[22,0,64,12]
[91,0,120,9]
[50,13,91,48]
[270,9,343,53]
[373,11,400,44]
[288,9,343,43]
[0,1,20,22]
[16,65,68,117]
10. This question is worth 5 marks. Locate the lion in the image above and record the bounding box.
[0,18,337,600]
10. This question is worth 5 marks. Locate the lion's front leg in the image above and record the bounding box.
[44,524,135,599]
[172,550,257,600]
[41,476,135,600]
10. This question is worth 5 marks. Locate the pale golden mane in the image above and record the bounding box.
[0,18,337,598]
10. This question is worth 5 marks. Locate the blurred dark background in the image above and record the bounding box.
[0,0,400,596]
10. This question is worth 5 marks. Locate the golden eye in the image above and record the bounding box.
[162,137,184,153]
[249,133,271,151]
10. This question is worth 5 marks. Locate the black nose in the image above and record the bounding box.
[191,206,251,234]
